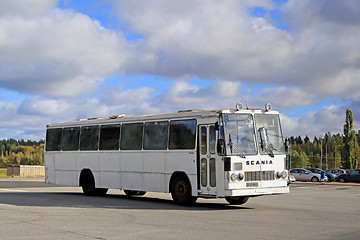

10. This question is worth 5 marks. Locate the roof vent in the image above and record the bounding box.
[109,114,125,119]
[177,109,202,113]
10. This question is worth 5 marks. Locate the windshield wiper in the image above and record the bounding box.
[268,149,274,158]
[228,134,233,154]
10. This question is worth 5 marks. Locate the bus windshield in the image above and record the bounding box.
[222,114,257,156]
[255,114,285,156]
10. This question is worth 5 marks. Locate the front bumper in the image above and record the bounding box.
[224,186,289,197]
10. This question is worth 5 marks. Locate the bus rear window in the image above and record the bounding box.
[169,120,196,149]
[46,128,62,151]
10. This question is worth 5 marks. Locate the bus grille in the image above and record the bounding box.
[245,171,275,181]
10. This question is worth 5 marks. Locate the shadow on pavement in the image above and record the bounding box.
[0,191,253,211]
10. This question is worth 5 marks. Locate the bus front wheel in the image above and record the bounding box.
[225,196,249,205]
[171,175,197,206]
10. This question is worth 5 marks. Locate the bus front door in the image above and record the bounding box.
[199,125,217,196]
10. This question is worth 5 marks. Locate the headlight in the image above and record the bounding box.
[230,173,238,181]
[281,171,288,179]
[276,171,288,179]
[238,173,244,181]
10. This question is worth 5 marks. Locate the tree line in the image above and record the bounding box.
[0,139,45,168]
[286,108,360,170]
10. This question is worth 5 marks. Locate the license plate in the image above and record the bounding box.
[246,182,259,187]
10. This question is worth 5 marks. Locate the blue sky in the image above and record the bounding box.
[0,0,359,140]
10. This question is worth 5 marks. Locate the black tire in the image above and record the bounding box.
[225,196,249,205]
[81,171,108,196]
[171,175,197,206]
[124,190,146,196]
[94,188,108,196]
[338,178,346,183]
[311,177,319,182]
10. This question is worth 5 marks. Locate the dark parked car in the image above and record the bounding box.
[306,168,334,182]
[335,169,360,183]
[325,169,346,178]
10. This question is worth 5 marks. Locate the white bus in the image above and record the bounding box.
[45,103,289,205]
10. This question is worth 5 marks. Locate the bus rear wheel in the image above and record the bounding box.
[171,175,197,206]
[124,190,146,196]
[225,196,249,205]
[81,171,108,196]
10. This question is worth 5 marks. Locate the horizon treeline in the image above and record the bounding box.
[286,131,360,170]
[286,108,360,170]
[0,139,45,168]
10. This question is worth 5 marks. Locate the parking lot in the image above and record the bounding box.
[0,178,359,240]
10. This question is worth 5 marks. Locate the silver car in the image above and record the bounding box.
[289,168,323,182]
[287,174,296,185]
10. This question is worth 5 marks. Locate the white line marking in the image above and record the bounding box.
[0,188,26,192]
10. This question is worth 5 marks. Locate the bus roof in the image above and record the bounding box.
[46,108,280,128]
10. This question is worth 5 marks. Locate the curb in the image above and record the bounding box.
[293,181,360,186]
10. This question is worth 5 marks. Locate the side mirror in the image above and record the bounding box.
[285,140,289,152]
[217,139,226,156]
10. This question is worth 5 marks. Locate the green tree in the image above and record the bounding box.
[289,149,310,168]
[343,108,357,169]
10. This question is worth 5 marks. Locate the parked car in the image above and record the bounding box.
[287,174,296,185]
[289,168,323,182]
[334,169,360,183]
[306,168,334,182]
[325,169,346,178]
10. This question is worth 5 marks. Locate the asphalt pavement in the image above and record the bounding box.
[0,177,359,240]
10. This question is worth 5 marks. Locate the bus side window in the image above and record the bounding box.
[209,126,216,154]
[80,126,99,151]
[144,121,168,150]
[46,128,62,151]
[99,124,121,150]
[169,119,196,150]
[62,127,80,151]
[120,123,143,150]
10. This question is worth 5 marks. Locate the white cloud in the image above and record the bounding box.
[281,105,349,139]
[101,85,155,106]
[248,86,319,108]
[1,81,358,140]
[105,0,360,104]
[18,96,69,116]
[111,0,292,80]
[0,7,127,96]
[2,0,360,102]
[1,0,359,141]
[0,0,58,17]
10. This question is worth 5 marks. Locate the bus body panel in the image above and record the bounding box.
[44,154,55,184]
[144,173,166,192]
